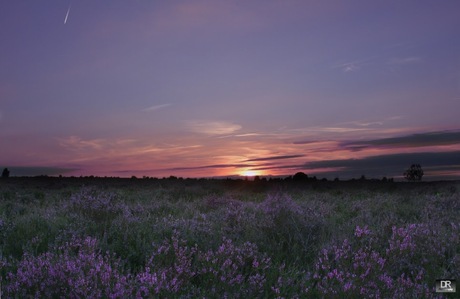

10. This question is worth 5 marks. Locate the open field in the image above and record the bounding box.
[0,177,459,298]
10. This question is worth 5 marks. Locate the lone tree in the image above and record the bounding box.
[404,164,424,181]
[2,167,10,178]
[293,172,309,181]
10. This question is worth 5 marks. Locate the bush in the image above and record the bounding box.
[2,167,10,178]
[404,164,424,181]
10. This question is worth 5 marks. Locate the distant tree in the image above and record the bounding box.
[2,168,10,178]
[293,172,309,181]
[284,176,293,181]
[404,164,424,181]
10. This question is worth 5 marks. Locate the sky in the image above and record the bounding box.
[1,0,460,180]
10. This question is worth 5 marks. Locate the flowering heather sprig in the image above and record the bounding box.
[155,213,213,236]
[203,195,242,211]
[256,193,323,261]
[309,224,440,298]
[385,222,460,282]
[134,232,273,297]
[354,225,371,238]
[133,232,198,297]
[259,193,302,218]
[64,187,123,222]
[4,236,132,298]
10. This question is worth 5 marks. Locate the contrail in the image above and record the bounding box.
[64,5,71,24]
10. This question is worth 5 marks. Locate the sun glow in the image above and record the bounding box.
[240,170,260,177]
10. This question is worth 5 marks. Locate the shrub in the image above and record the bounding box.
[404,164,424,181]
[1,167,10,178]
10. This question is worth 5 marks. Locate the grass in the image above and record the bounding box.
[0,177,459,298]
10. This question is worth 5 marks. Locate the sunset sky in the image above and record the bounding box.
[1,1,459,180]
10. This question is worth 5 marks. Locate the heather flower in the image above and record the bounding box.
[354,225,371,238]
[3,236,133,298]
[309,224,443,298]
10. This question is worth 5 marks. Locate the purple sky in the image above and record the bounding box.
[1,1,460,179]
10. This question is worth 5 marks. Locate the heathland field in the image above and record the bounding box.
[0,177,458,298]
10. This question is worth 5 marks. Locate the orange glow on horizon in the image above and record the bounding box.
[240,170,262,177]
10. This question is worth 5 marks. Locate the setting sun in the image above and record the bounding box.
[240,170,260,177]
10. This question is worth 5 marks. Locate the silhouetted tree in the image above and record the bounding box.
[293,172,309,181]
[2,168,10,178]
[404,164,424,181]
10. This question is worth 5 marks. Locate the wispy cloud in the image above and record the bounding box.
[333,62,361,73]
[332,56,376,73]
[142,103,172,112]
[303,151,460,179]
[341,130,460,150]
[343,63,359,72]
[245,154,304,162]
[58,136,107,150]
[292,126,375,144]
[218,133,265,139]
[348,121,384,127]
[388,56,421,65]
[186,120,242,135]
[165,163,254,171]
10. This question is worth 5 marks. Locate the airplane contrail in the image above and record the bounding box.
[64,5,71,24]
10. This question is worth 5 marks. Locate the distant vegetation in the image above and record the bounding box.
[0,165,434,182]
[0,177,458,297]
[1,168,9,178]
[404,164,424,181]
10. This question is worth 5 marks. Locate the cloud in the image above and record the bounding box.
[341,130,460,150]
[303,151,460,179]
[58,136,106,150]
[333,62,360,73]
[217,133,267,139]
[349,121,384,127]
[291,126,372,144]
[165,163,253,171]
[307,126,371,133]
[332,55,377,73]
[186,120,242,135]
[142,103,172,112]
[388,56,421,65]
[245,154,304,162]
